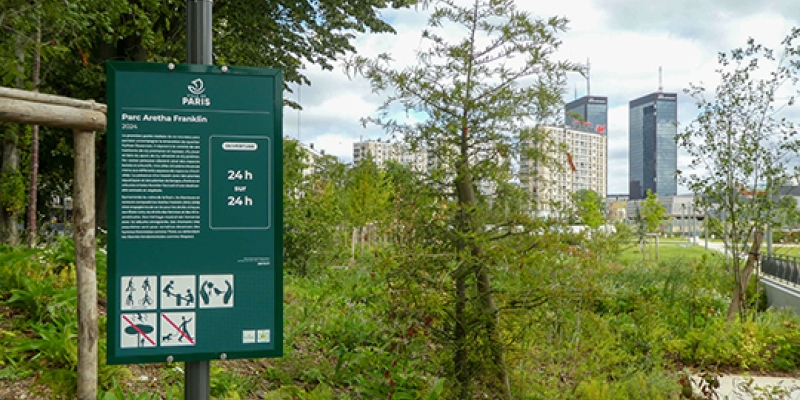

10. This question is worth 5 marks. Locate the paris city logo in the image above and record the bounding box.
[183,78,211,106]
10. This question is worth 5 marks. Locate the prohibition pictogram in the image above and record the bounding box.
[160,312,196,347]
[121,313,157,348]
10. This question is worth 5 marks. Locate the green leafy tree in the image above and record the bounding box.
[635,190,667,261]
[283,138,344,276]
[349,0,577,396]
[775,195,800,229]
[640,189,666,234]
[345,156,393,230]
[573,189,604,229]
[677,30,800,320]
[343,156,394,256]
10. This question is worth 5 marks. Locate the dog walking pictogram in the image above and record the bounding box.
[160,312,195,347]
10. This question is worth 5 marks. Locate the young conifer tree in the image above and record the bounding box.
[349,0,578,396]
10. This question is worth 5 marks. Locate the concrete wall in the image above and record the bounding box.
[762,275,800,315]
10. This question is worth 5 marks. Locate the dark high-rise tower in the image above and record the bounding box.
[565,96,608,134]
[628,92,678,200]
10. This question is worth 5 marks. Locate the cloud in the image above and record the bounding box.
[594,0,800,50]
[307,134,358,161]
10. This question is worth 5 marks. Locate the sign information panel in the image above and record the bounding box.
[106,61,282,364]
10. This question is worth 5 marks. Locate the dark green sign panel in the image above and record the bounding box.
[106,61,282,365]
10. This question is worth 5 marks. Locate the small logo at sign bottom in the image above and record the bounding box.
[258,329,271,343]
[242,330,256,344]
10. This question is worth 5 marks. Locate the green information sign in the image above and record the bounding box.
[106,61,282,365]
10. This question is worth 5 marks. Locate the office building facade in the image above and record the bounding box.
[629,92,678,200]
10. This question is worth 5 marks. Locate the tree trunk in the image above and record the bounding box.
[454,154,509,398]
[476,266,511,396]
[1,35,25,245]
[1,131,21,245]
[74,130,97,400]
[454,269,469,399]
[28,22,41,248]
[727,231,764,322]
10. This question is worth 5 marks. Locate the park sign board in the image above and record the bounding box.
[106,61,283,364]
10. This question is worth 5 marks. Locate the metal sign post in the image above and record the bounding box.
[187,2,213,398]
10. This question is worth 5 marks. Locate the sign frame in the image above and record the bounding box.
[106,61,283,365]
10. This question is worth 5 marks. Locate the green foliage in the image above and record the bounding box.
[210,364,254,399]
[667,309,800,371]
[678,29,800,318]
[576,372,679,400]
[640,190,666,233]
[573,189,605,229]
[260,383,334,400]
[4,232,800,399]
[272,261,442,398]
[0,240,125,397]
[214,0,417,89]
[349,0,581,396]
[0,168,27,214]
[99,379,181,400]
[344,156,393,229]
[283,138,345,276]
[775,195,800,228]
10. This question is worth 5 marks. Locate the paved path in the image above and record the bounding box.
[704,375,800,399]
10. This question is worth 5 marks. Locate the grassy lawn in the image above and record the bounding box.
[770,245,800,257]
[617,241,724,266]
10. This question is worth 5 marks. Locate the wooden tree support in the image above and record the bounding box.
[0,87,105,131]
[0,85,105,400]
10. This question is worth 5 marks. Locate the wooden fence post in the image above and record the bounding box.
[73,129,97,400]
[0,86,105,398]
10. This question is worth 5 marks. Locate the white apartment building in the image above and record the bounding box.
[353,139,427,172]
[521,126,607,215]
[353,138,505,199]
[300,143,325,176]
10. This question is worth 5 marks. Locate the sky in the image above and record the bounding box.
[284,0,800,195]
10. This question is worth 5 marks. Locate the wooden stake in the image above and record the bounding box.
[74,129,97,400]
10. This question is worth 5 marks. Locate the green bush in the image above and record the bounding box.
[666,309,800,371]
[576,372,679,400]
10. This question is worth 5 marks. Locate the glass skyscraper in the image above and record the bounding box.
[565,96,608,133]
[628,92,678,200]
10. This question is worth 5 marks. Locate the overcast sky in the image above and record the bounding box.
[284,0,800,195]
